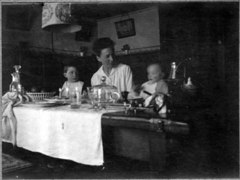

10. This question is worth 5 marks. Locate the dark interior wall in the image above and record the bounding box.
[159,2,234,96]
[159,2,239,112]
[223,4,239,168]
[224,4,239,132]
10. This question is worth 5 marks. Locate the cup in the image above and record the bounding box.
[70,90,81,109]
[87,87,101,110]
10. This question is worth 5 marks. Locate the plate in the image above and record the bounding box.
[44,98,71,104]
[21,101,64,107]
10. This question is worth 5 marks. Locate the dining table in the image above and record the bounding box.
[10,101,190,172]
[101,108,190,171]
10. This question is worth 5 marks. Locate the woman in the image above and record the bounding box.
[91,37,134,94]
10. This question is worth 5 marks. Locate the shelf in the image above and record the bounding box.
[115,46,160,56]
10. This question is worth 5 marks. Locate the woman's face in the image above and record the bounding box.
[97,48,115,69]
[64,67,79,82]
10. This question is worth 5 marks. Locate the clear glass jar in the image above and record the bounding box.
[87,76,120,109]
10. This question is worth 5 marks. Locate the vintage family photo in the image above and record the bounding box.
[1,0,239,179]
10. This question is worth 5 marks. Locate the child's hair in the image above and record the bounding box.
[63,65,78,73]
[92,37,115,57]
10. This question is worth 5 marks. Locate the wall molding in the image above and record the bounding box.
[3,43,161,57]
[2,43,83,57]
[115,45,160,56]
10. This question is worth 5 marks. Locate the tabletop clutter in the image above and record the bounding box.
[5,64,173,116]
[4,62,200,117]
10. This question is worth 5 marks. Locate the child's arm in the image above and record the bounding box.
[155,80,168,95]
[127,84,142,99]
[133,84,142,95]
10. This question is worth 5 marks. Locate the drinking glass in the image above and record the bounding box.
[87,87,100,109]
[70,90,81,109]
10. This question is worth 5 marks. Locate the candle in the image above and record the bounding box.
[59,88,62,99]
[75,87,80,102]
[66,87,69,98]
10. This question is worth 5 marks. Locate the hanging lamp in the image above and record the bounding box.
[42,3,81,33]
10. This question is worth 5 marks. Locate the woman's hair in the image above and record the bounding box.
[92,37,115,56]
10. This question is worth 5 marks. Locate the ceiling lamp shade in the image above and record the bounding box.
[42,3,81,33]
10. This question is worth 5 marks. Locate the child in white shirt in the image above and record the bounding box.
[61,65,84,98]
[140,63,168,100]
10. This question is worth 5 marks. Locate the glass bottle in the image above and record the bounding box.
[9,65,22,93]
[169,62,177,79]
[87,76,120,109]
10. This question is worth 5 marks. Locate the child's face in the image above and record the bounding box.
[147,65,162,83]
[64,67,79,82]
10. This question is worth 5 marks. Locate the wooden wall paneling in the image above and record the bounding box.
[42,54,63,92]
[81,56,99,89]
[20,50,44,92]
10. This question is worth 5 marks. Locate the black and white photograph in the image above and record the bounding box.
[1,0,239,179]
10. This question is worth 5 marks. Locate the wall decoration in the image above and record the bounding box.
[115,18,136,39]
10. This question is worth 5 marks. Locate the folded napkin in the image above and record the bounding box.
[2,92,22,146]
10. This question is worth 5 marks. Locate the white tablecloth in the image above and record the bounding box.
[13,104,121,166]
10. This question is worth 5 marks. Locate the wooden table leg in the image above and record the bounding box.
[148,131,166,172]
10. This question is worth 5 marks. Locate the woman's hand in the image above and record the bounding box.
[132,84,142,96]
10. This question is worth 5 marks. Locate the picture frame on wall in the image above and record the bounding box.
[115,18,136,39]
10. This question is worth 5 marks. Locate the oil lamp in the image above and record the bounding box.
[168,58,191,80]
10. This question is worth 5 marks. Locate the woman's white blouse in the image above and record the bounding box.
[91,64,133,93]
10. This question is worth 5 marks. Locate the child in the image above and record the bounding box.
[61,65,84,98]
[139,63,168,100]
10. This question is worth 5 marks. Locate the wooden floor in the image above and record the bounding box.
[2,125,239,179]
